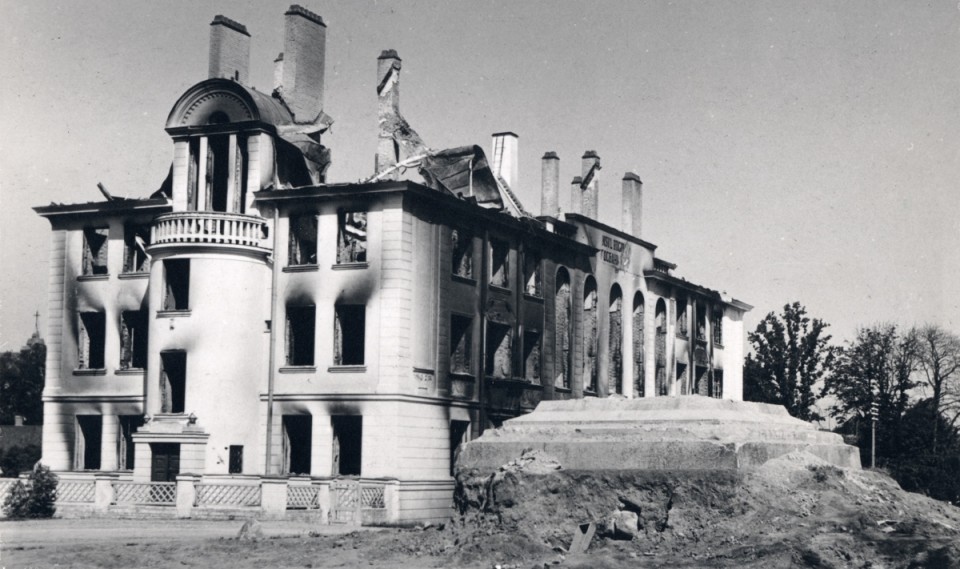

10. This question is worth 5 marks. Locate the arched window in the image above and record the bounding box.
[633,292,645,398]
[607,285,623,395]
[554,268,572,389]
[655,298,667,396]
[582,276,598,393]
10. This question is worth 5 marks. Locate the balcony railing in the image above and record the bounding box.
[151,211,269,251]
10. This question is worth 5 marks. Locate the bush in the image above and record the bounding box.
[2,464,58,519]
[0,444,41,477]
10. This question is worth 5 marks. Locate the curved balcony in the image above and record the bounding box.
[150,211,270,254]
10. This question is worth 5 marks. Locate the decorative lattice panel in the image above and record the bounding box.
[286,485,320,509]
[331,481,359,524]
[57,481,96,503]
[113,482,177,505]
[195,484,261,507]
[0,479,18,501]
[360,485,385,509]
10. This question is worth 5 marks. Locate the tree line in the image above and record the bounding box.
[744,302,960,505]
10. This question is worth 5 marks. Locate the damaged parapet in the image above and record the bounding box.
[491,132,519,189]
[580,150,601,219]
[279,5,327,121]
[209,15,251,83]
[569,176,583,215]
[375,49,428,178]
[541,151,560,218]
[621,172,643,238]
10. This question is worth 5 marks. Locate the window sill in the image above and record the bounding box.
[116,368,145,376]
[332,262,369,271]
[118,272,149,280]
[553,386,572,394]
[713,343,724,349]
[157,310,192,318]
[73,369,106,376]
[451,274,476,285]
[523,293,544,303]
[488,284,511,293]
[449,372,475,381]
[675,333,688,340]
[279,366,317,373]
[283,264,319,273]
[77,274,109,282]
[328,365,366,373]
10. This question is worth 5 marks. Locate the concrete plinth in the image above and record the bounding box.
[458,396,860,473]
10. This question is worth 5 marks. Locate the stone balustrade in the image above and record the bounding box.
[150,211,270,251]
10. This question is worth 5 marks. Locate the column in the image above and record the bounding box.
[226,133,238,213]
[197,136,209,211]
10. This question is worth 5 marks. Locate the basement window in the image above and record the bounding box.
[490,239,509,288]
[163,259,190,311]
[160,351,187,414]
[283,415,313,476]
[523,329,541,384]
[117,415,144,471]
[288,214,318,266]
[78,312,106,370]
[523,252,542,297]
[485,322,512,379]
[334,305,365,366]
[451,229,473,279]
[75,415,102,470]
[82,227,109,276]
[450,315,473,374]
[120,310,148,370]
[122,224,151,273]
[332,415,362,476]
[336,210,367,264]
[285,305,316,367]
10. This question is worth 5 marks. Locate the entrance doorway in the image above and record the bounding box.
[150,443,181,482]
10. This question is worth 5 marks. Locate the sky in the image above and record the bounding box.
[1,0,958,351]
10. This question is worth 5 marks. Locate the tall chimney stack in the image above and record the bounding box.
[569,176,583,215]
[491,132,519,189]
[376,49,402,178]
[273,52,284,92]
[281,5,327,121]
[541,151,560,217]
[621,172,643,237]
[581,150,601,219]
[208,15,250,83]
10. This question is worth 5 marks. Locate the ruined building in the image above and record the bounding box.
[31,7,750,523]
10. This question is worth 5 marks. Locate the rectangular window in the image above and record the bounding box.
[122,224,151,273]
[713,309,723,346]
[117,415,144,471]
[78,312,106,369]
[676,299,688,337]
[160,351,186,414]
[288,214,318,266]
[76,415,102,470]
[712,370,724,399]
[450,315,472,374]
[282,415,313,475]
[120,310,148,370]
[336,210,367,264]
[82,227,109,276]
[451,229,473,279]
[285,305,316,366]
[523,329,541,384]
[449,420,470,476]
[490,239,509,288]
[486,322,512,379]
[163,259,190,311]
[331,415,362,476]
[524,252,542,297]
[676,362,688,395]
[228,445,243,474]
[334,305,365,366]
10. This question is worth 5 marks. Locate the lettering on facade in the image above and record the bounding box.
[600,235,629,270]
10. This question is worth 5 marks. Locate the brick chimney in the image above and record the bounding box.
[541,151,560,217]
[281,5,327,121]
[621,172,643,238]
[376,49,402,178]
[491,132,519,189]
[208,15,251,83]
[569,176,583,215]
[580,151,601,219]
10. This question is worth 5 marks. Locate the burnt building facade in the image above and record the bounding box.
[33,7,750,523]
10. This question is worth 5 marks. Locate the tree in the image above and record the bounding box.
[743,302,836,422]
[0,336,45,425]
[917,325,960,451]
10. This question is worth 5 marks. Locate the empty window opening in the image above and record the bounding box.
[490,239,509,288]
[712,370,724,399]
[523,330,541,384]
[449,420,470,476]
[451,229,473,278]
[608,287,623,395]
[655,299,668,396]
[187,138,200,211]
[78,312,106,370]
[696,303,707,343]
[486,322,512,379]
[334,305,365,366]
[120,310,148,370]
[75,415,102,470]
[163,259,190,311]
[285,305,316,366]
[123,224,151,273]
[289,214,318,265]
[633,293,645,398]
[160,351,186,414]
[695,366,710,396]
[713,309,723,346]
[82,227,109,276]
[582,277,598,393]
[331,416,362,476]
[450,315,473,374]
[524,252,542,297]
[676,298,688,338]
[676,362,688,396]
[555,269,572,389]
[228,445,244,474]
[150,443,180,482]
[117,415,144,471]
[337,210,367,263]
[282,415,313,475]
[205,135,230,212]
